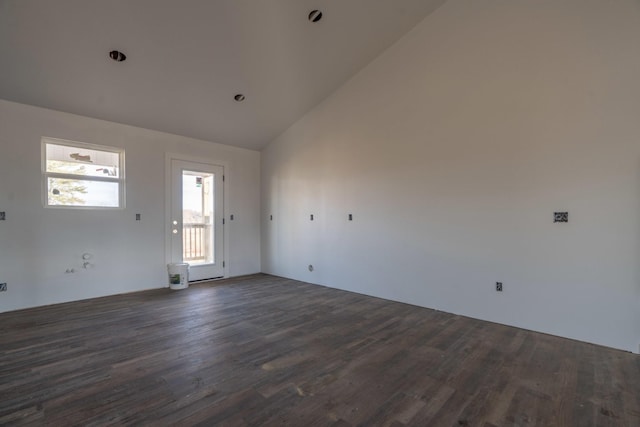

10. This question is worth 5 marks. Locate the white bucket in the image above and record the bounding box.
[167,263,189,290]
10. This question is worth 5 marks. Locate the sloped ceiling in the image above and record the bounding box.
[0,0,445,150]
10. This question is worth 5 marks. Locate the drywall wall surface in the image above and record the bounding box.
[262,0,640,352]
[0,99,260,312]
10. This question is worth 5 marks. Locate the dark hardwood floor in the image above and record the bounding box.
[0,274,638,426]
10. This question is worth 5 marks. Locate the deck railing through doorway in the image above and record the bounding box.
[183,223,210,262]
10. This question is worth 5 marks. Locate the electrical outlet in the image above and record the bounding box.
[496,282,503,292]
[0,283,7,292]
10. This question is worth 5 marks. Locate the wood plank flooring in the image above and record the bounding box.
[1,274,639,426]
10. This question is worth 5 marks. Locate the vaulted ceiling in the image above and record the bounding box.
[0,0,445,150]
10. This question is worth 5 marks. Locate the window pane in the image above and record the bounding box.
[182,171,215,264]
[46,143,120,178]
[47,178,120,207]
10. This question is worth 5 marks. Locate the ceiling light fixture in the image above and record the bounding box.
[234,94,246,102]
[308,10,322,23]
[109,50,126,62]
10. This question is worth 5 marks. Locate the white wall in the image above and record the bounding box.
[0,99,260,312]
[262,0,640,352]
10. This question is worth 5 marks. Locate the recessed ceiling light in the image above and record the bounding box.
[109,50,126,62]
[308,10,322,23]
[234,94,246,102]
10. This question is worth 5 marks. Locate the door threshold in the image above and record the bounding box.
[189,276,225,284]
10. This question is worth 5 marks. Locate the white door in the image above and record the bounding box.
[170,159,224,281]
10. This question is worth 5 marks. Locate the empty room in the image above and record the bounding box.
[1,0,639,425]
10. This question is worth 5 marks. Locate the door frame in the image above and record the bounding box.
[165,153,229,281]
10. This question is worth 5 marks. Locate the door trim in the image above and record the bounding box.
[165,153,229,281]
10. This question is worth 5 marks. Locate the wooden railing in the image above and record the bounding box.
[183,223,211,262]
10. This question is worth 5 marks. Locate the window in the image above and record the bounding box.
[42,138,125,208]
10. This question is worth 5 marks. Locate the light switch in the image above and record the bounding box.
[554,212,568,223]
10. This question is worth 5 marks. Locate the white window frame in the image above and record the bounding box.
[42,137,125,209]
